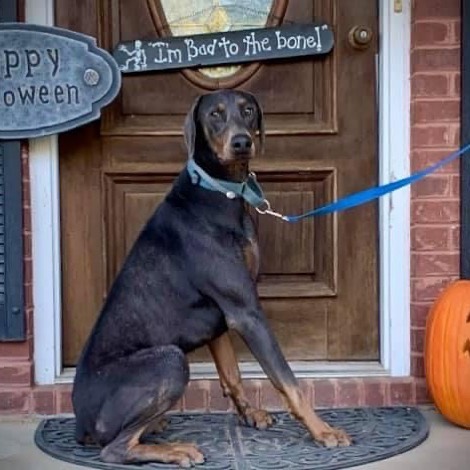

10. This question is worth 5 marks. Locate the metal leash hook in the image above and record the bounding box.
[255,199,289,221]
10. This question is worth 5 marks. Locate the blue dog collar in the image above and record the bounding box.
[186,159,267,210]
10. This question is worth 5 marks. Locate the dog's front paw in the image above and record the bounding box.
[242,408,275,430]
[315,427,351,448]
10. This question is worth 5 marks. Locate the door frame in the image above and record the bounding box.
[30,0,411,384]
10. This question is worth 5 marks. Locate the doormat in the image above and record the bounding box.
[35,407,429,470]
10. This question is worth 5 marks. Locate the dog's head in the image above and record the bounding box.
[184,90,265,178]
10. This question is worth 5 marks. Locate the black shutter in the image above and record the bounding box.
[0,0,16,21]
[0,143,24,340]
[0,0,25,340]
[462,0,470,279]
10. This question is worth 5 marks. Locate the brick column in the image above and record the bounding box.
[410,0,461,383]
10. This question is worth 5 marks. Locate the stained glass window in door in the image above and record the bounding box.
[158,0,275,78]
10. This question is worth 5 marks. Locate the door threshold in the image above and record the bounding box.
[56,361,388,384]
[190,361,389,379]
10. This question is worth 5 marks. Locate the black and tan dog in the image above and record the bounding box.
[72,89,351,468]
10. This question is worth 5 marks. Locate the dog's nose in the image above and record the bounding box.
[231,134,253,154]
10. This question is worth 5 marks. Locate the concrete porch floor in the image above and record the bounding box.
[0,408,468,470]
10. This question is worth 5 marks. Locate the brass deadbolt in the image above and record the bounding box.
[348,26,373,50]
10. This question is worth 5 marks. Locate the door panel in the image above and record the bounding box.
[57,0,379,366]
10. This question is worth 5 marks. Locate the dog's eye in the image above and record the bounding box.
[244,107,254,117]
[210,110,223,118]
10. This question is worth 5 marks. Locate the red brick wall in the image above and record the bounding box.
[0,1,462,415]
[410,0,461,382]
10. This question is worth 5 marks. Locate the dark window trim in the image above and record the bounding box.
[0,0,25,341]
[461,0,470,279]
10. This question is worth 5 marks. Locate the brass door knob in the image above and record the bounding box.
[348,26,373,49]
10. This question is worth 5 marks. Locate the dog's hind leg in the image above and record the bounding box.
[91,345,204,467]
[144,417,169,435]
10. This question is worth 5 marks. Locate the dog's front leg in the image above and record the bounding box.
[231,310,350,447]
[204,269,351,448]
[209,333,273,429]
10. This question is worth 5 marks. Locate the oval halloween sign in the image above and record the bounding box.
[0,23,121,140]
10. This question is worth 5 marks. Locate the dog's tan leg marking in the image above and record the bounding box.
[101,425,204,468]
[144,417,168,435]
[209,333,273,429]
[278,385,351,447]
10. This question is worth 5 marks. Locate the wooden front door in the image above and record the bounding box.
[57,0,379,367]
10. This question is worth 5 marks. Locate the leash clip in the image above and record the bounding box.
[255,199,289,221]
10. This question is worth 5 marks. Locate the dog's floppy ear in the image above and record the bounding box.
[243,92,265,155]
[184,95,204,159]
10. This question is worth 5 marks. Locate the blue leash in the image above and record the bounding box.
[187,143,470,223]
[283,143,470,223]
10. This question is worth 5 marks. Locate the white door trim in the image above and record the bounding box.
[26,0,63,385]
[29,0,411,385]
[378,0,411,377]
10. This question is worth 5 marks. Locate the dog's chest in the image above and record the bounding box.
[242,213,259,281]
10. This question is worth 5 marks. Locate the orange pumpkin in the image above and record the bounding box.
[424,280,470,429]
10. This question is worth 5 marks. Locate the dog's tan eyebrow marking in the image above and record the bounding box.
[237,98,248,106]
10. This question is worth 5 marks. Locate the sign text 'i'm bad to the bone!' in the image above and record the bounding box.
[114,23,334,73]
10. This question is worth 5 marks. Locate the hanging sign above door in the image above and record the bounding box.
[0,23,121,140]
[114,23,334,73]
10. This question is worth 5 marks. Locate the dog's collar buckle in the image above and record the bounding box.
[190,172,201,186]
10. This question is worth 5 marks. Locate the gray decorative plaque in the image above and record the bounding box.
[114,23,334,73]
[0,23,121,140]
